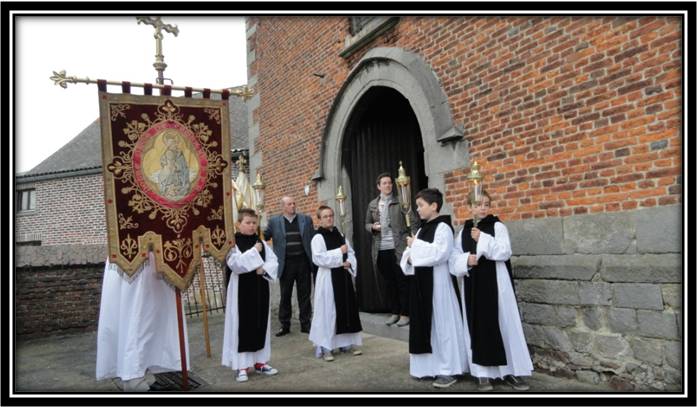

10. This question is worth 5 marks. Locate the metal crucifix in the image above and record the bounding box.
[137,16,179,85]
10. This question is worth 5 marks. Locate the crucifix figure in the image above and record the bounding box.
[137,16,179,85]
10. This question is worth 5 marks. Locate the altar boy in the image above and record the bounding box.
[400,188,467,388]
[222,208,280,383]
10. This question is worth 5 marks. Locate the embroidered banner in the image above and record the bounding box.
[99,92,234,290]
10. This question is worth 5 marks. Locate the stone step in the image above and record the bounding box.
[359,312,409,342]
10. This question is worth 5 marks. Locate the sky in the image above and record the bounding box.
[13,15,248,174]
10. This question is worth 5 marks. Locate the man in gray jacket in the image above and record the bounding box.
[365,173,418,326]
[264,196,315,336]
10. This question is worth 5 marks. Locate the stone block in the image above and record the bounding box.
[519,303,577,327]
[522,323,573,352]
[576,370,600,385]
[601,254,682,283]
[663,340,682,370]
[541,325,574,352]
[629,337,664,365]
[581,307,604,331]
[593,334,630,358]
[578,282,612,305]
[512,255,600,280]
[522,323,544,348]
[612,283,664,310]
[16,245,107,268]
[637,310,679,340]
[664,367,682,387]
[516,280,580,305]
[567,329,594,353]
[661,284,682,309]
[506,217,564,255]
[607,307,638,334]
[634,205,682,253]
[568,351,594,368]
[563,212,635,254]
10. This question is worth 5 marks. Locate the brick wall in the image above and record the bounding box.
[14,245,106,339]
[248,16,683,391]
[248,16,681,223]
[15,173,107,246]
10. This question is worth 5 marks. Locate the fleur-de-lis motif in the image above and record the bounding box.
[50,70,80,89]
[120,234,138,258]
[118,214,139,229]
[211,225,225,247]
[207,206,223,221]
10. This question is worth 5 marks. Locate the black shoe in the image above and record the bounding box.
[301,326,310,333]
[275,327,290,337]
[148,381,177,391]
[503,375,529,391]
[477,377,493,391]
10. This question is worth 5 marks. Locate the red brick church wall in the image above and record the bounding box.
[248,16,681,222]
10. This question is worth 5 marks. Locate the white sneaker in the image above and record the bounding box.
[254,364,279,376]
[385,314,400,325]
[236,369,249,382]
[323,351,335,362]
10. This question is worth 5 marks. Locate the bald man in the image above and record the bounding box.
[263,197,315,336]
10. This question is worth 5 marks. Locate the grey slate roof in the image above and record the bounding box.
[19,119,103,179]
[17,90,249,182]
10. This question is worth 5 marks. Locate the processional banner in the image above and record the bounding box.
[99,91,234,290]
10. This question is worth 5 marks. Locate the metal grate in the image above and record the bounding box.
[152,371,205,391]
[183,253,228,318]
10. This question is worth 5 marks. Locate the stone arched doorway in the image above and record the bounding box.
[316,47,469,311]
[342,86,428,312]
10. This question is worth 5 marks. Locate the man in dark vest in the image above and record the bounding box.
[264,196,315,336]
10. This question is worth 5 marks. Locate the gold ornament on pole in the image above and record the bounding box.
[136,16,179,85]
[335,185,347,234]
[395,161,413,230]
[49,70,255,100]
[252,172,266,239]
[467,160,484,227]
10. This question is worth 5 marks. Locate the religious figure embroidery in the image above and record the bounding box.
[156,130,191,200]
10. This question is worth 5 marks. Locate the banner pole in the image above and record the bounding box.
[50,69,254,99]
[197,260,212,358]
[175,288,189,391]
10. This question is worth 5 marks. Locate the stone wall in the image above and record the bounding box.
[508,204,682,390]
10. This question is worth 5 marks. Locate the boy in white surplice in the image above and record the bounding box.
[222,208,280,383]
[449,190,533,391]
[400,188,468,389]
[309,205,363,361]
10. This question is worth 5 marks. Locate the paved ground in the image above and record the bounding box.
[13,312,616,395]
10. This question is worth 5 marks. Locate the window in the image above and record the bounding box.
[17,189,36,212]
[340,17,400,59]
[349,16,376,35]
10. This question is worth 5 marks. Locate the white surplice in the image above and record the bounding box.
[309,232,362,350]
[399,222,468,378]
[450,223,533,379]
[221,241,279,371]
[96,252,190,383]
